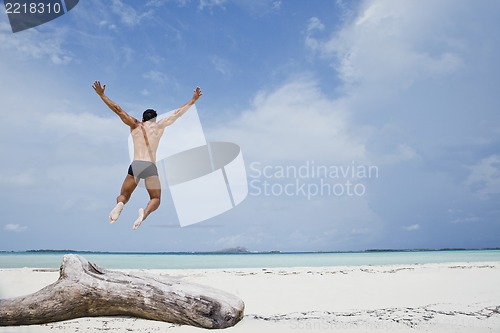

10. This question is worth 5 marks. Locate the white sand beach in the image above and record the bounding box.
[1,261,499,332]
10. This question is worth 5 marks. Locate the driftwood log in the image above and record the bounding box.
[0,254,244,329]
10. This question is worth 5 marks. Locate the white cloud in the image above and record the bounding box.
[143,70,170,84]
[0,172,36,187]
[0,54,127,192]
[231,0,282,16]
[306,0,464,99]
[40,111,125,143]
[208,75,367,164]
[148,55,165,65]
[111,0,153,26]
[305,18,326,51]
[466,155,500,199]
[350,227,370,235]
[98,20,117,30]
[0,22,72,64]
[174,0,191,7]
[4,224,28,233]
[376,144,420,165]
[301,0,500,173]
[403,224,420,232]
[198,0,226,11]
[120,46,135,63]
[307,17,325,33]
[211,55,232,76]
[450,216,480,225]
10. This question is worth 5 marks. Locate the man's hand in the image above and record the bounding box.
[92,81,106,96]
[192,86,203,103]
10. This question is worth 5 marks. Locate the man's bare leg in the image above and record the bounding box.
[111,174,137,224]
[133,176,161,230]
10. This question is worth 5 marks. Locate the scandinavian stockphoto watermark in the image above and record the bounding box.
[128,105,248,227]
[3,0,79,33]
[249,160,378,200]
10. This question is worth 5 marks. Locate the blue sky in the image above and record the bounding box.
[0,0,499,252]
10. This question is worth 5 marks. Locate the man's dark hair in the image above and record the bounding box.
[142,109,157,122]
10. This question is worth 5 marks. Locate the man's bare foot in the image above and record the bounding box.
[109,202,124,224]
[132,208,145,230]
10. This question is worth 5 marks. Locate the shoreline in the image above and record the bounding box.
[1,249,500,270]
[1,261,499,332]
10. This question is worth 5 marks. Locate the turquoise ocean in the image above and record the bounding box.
[0,250,499,269]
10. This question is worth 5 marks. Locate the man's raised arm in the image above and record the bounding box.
[92,81,138,128]
[158,87,203,129]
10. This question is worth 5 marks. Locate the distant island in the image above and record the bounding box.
[212,247,250,254]
[26,249,79,253]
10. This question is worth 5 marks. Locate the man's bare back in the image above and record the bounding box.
[130,122,164,162]
[92,81,202,229]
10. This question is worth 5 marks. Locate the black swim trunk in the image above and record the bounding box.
[128,160,158,180]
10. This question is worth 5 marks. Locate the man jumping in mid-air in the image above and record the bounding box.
[92,81,202,230]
